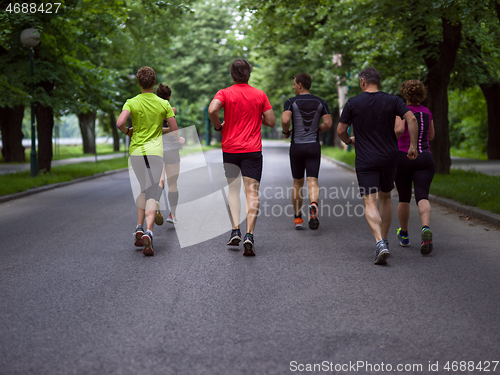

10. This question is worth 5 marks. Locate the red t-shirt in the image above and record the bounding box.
[214,83,272,153]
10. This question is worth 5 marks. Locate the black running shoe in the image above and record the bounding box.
[243,233,255,256]
[142,230,154,256]
[374,240,390,265]
[309,203,319,230]
[134,225,144,247]
[227,229,241,246]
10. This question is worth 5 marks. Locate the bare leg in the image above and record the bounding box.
[227,176,242,229]
[165,163,180,193]
[243,176,260,234]
[379,191,393,239]
[417,199,431,227]
[292,178,304,216]
[137,192,145,226]
[145,198,156,231]
[363,192,383,242]
[306,177,319,204]
[397,202,410,231]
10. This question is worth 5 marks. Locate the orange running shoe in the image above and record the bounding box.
[294,217,304,229]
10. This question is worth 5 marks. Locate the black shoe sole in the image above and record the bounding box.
[243,240,255,256]
[227,236,241,246]
[309,218,319,230]
[374,249,390,265]
[142,235,154,256]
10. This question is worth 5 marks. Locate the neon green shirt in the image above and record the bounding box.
[123,93,175,157]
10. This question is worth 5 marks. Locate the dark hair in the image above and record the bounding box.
[400,80,426,104]
[230,59,252,83]
[294,73,311,90]
[136,66,156,89]
[358,67,381,87]
[157,84,172,100]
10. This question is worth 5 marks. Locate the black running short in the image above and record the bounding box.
[289,142,321,179]
[356,163,397,196]
[223,151,263,183]
[395,151,435,204]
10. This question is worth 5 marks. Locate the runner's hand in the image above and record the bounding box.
[178,137,186,146]
[407,147,418,160]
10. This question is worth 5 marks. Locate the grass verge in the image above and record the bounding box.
[0,145,219,197]
[323,147,500,214]
[322,146,356,168]
[430,170,500,214]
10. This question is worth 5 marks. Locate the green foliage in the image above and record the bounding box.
[448,86,488,153]
[161,0,242,133]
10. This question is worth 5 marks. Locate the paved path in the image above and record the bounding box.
[1,144,500,374]
[0,153,125,175]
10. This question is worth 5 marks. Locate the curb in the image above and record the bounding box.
[0,168,128,204]
[322,155,500,228]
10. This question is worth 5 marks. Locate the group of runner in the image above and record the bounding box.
[118,62,435,265]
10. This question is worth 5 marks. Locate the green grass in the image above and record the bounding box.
[0,143,125,163]
[322,146,356,168]
[323,146,500,214]
[431,169,500,214]
[0,157,129,196]
[0,144,219,197]
[450,147,487,160]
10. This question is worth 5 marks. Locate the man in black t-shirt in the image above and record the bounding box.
[338,67,418,265]
[282,73,332,230]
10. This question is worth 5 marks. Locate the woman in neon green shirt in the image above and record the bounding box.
[116,66,177,256]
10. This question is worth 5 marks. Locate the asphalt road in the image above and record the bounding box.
[1,143,500,375]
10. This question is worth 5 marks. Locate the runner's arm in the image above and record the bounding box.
[208,99,224,132]
[163,116,179,135]
[262,109,276,128]
[281,110,292,138]
[116,110,132,136]
[318,114,332,134]
[394,116,406,139]
[337,121,354,145]
[403,110,418,159]
[428,120,435,141]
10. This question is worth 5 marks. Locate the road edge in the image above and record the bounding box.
[0,168,128,204]
[322,155,500,228]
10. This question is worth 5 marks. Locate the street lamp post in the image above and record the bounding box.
[20,28,41,177]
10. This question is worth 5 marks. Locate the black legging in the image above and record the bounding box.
[395,151,435,204]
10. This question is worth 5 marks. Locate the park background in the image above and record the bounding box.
[1,0,500,212]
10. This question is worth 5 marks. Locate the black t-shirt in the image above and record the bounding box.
[339,91,410,168]
[284,94,330,144]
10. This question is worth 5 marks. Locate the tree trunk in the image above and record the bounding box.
[78,112,97,154]
[480,82,500,160]
[0,106,25,162]
[35,104,54,172]
[109,112,120,151]
[423,18,462,174]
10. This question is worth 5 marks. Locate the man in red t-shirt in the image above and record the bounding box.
[208,59,275,256]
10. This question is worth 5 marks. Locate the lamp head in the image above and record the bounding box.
[20,28,40,48]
